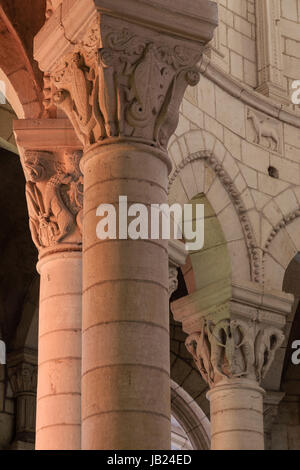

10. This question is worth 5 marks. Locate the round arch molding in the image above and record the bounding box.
[171,380,210,450]
[168,131,258,284]
[0,2,44,118]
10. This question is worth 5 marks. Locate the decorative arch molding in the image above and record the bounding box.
[171,380,210,450]
[168,148,262,283]
[263,214,300,291]
[262,190,300,289]
[0,5,43,118]
[264,207,300,252]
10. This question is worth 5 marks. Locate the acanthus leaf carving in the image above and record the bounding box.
[49,25,202,149]
[24,150,83,250]
[185,318,284,387]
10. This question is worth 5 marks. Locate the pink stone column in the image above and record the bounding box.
[11,129,84,450]
[36,252,82,450]
[81,143,171,449]
[207,379,265,450]
[33,0,217,450]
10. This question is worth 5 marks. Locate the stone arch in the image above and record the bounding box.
[280,258,300,397]
[263,202,300,291]
[168,130,258,283]
[0,5,43,118]
[171,380,210,450]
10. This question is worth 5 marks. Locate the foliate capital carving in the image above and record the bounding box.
[185,318,284,388]
[24,150,83,251]
[8,363,37,396]
[47,20,202,149]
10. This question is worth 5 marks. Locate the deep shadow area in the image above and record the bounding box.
[0,148,37,346]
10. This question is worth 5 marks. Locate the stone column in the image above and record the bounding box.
[263,391,285,450]
[172,280,294,450]
[34,0,217,450]
[7,352,37,450]
[14,120,83,450]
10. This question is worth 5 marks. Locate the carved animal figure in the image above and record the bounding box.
[185,322,214,386]
[208,319,248,379]
[25,161,75,247]
[247,109,280,152]
[255,327,284,381]
[43,171,75,243]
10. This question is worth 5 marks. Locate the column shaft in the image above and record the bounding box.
[81,142,171,450]
[36,252,82,450]
[208,380,265,450]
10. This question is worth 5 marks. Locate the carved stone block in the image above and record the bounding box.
[246,107,283,154]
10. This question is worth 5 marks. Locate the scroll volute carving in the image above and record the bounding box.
[186,318,284,387]
[24,150,83,251]
[49,23,202,149]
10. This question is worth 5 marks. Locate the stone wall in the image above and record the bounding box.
[281,0,300,96]
[208,0,257,87]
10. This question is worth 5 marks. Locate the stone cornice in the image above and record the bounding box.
[13,119,82,152]
[35,0,217,73]
[172,277,231,333]
[231,281,294,317]
[172,279,293,333]
[93,0,218,43]
[200,54,300,129]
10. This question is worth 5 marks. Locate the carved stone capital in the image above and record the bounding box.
[49,21,201,149]
[186,318,284,388]
[23,149,83,254]
[34,1,217,150]
[7,354,37,445]
[8,362,37,396]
